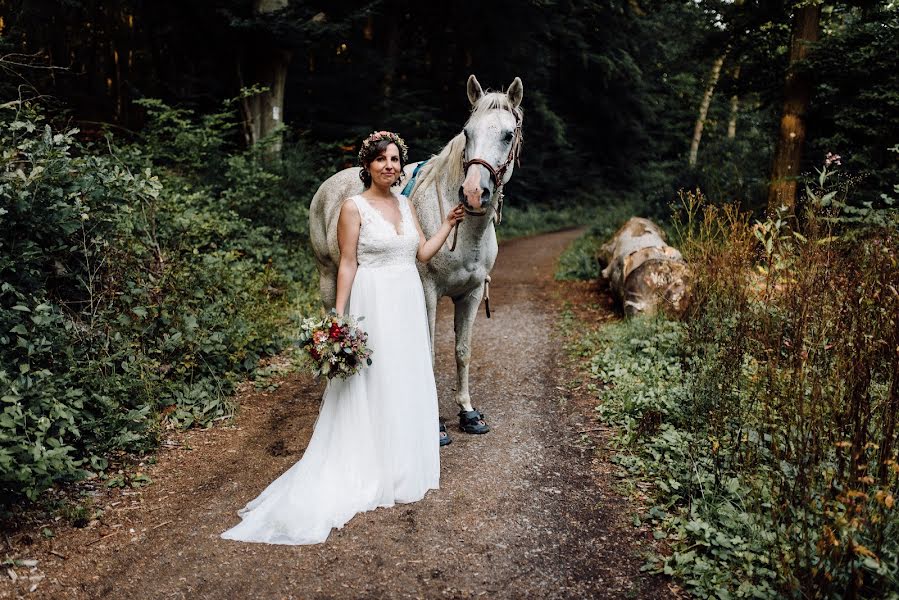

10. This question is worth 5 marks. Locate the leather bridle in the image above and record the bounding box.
[428,106,523,254]
[460,109,523,218]
[426,107,522,319]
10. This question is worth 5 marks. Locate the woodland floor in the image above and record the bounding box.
[1,228,683,599]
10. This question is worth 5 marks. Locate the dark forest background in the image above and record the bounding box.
[3,0,894,210]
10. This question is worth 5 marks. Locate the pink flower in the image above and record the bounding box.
[825,152,842,167]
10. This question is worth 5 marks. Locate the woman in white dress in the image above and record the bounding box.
[220,131,464,545]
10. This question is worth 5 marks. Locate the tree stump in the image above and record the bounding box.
[599,217,691,316]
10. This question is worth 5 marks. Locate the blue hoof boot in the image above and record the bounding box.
[459,409,490,434]
[440,422,453,446]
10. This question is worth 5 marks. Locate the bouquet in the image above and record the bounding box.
[297,311,373,380]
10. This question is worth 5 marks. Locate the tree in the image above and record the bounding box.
[727,65,741,139]
[767,2,821,214]
[237,0,292,157]
[689,54,726,167]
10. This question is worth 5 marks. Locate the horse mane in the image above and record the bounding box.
[410,133,465,200]
[409,91,523,201]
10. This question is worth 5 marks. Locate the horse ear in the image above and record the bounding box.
[507,77,523,109]
[467,74,484,106]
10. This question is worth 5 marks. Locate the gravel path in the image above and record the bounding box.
[1,228,675,599]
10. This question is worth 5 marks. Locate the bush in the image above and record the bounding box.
[575,167,899,598]
[0,99,321,502]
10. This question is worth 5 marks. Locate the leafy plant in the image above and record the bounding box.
[572,169,899,598]
[0,98,322,502]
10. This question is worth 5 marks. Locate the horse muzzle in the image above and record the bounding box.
[459,162,495,211]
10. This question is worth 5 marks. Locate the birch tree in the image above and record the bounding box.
[688,54,725,166]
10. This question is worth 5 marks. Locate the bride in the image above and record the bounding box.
[220,131,464,545]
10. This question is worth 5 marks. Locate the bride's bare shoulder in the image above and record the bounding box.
[340,196,360,211]
[338,196,361,223]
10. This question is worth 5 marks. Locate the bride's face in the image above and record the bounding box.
[367,143,401,187]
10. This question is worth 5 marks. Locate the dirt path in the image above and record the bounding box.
[2,229,675,599]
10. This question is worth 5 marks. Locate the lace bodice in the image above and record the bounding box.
[352,193,420,268]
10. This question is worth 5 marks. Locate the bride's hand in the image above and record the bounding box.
[446,204,465,227]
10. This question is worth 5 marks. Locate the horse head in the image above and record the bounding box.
[459,75,524,213]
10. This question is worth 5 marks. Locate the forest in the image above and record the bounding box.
[1,0,898,598]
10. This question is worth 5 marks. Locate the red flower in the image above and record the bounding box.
[329,322,341,340]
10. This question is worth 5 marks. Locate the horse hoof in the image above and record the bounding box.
[440,422,453,446]
[459,409,490,434]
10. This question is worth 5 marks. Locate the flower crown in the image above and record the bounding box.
[358,130,409,165]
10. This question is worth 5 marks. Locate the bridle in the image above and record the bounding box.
[425,106,523,254]
[460,108,523,219]
[426,106,523,319]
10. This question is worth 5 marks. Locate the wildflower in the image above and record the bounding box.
[825,152,842,167]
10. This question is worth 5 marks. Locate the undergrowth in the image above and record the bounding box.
[566,163,899,598]
[495,203,590,241]
[0,98,323,504]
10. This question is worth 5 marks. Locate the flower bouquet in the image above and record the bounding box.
[297,312,373,380]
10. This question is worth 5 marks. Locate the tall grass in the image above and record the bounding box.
[671,183,899,596]
[576,169,899,597]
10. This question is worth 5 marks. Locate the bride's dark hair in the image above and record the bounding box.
[358,138,407,188]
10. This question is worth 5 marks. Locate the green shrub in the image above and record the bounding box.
[575,169,899,598]
[0,99,320,502]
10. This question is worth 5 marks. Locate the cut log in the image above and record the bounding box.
[599,218,691,316]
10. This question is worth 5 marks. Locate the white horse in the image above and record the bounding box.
[309,74,523,434]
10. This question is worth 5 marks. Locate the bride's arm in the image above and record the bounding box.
[411,200,465,263]
[335,199,361,315]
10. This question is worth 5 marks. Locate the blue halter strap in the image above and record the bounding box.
[400,159,429,197]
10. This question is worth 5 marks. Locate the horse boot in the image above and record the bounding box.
[440,421,453,446]
[458,409,490,434]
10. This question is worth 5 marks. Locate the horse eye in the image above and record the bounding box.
[503,131,513,142]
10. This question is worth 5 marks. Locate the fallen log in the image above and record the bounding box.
[599,217,691,316]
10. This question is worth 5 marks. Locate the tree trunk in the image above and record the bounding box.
[727,65,741,139]
[382,10,400,100]
[599,218,691,316]
[767,4,821,214]
[688,54,725,167]
[239,0,292,157]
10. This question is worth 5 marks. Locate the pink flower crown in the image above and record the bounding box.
[358,130,409,165]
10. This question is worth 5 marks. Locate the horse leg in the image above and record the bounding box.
[319,265,337,311]
[454,284,490,434]
[422,280,439,364]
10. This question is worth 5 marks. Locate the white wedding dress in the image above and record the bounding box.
[221,192,440,545]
